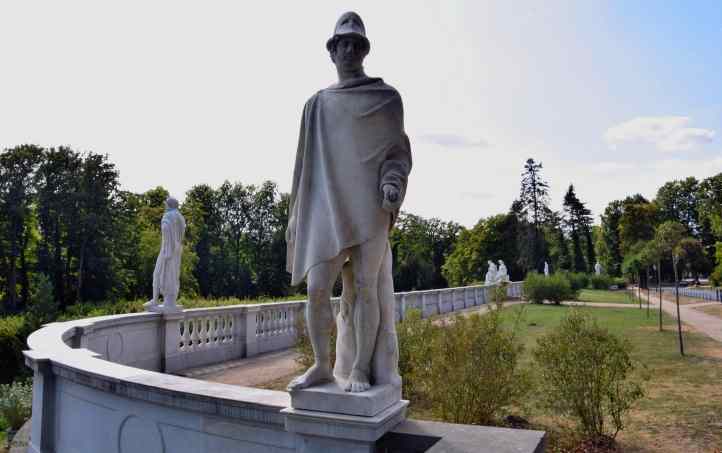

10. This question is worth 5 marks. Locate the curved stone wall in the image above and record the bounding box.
[23,282,523,453]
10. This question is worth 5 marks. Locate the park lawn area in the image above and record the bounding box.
[499,304,722,453]
[694,304,722,319]
[577,288,635,304]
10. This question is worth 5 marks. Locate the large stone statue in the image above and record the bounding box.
[144,197,186,313]
[286,12,412,394]
[497,260,509,283]
[485,260,498,285]
[595,261,603,275]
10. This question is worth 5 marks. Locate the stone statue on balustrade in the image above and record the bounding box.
[496,260,510,283]
[485,260,498,286]
[285,11,412,394]
[595,261,603,275]
[144,197,186,313]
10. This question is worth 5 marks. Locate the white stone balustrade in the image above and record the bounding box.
[22,281,523,453]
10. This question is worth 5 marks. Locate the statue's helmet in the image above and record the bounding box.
[166,197,179,210]
[326,11,370,53]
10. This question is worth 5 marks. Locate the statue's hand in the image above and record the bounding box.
[382,184,401,212]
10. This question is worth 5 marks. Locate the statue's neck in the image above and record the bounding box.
[336,67,367,83]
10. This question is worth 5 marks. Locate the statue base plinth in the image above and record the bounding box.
[144,301,183,314]
[283,399,408,453]
[284,380,406,452]
[289,380,401,417]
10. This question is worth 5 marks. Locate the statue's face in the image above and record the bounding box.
[332,36,366,73]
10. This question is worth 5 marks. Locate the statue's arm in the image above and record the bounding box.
[380,133,412,211]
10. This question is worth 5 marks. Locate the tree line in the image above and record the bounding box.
[598,175,721,285]
[0,145,463,315]
[442,158,600,286]
[2,145,720,315]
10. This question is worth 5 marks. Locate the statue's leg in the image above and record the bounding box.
[333,260,356,380]
[372,241,402,387]
[287,254,346,391]
[346,234,387,393]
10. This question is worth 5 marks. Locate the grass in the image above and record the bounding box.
[577,289,636,304]
[694,304,722,319]
[498,304,722,452]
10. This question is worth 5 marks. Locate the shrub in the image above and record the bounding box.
[523,272,577,304]
[0,316,34,385]
[28,273,58,323]
[566,272,591,291]
[590,274,613,290]
[425,309,528,425]
[397,309,436,401]
[532,309,645,442]
[0,380,33,431]
[611,277,627,289]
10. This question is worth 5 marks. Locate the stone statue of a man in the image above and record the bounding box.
[497,260,509,283]
[544,261,549,277]
[485,260,498,285]
[595,261,603,275]
[286,12,412,393]
[144,197,186,313]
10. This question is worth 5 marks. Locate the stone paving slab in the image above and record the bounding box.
[180,348,301,386]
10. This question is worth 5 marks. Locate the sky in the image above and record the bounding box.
[1,1,720,227]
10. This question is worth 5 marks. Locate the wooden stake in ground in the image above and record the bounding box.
[673,254,684,356]
[657,262,663,332]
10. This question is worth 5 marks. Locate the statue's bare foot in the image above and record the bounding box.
[287,364,332,392]
[344,368,371,393]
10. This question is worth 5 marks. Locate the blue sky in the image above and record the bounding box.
[0,1,720,226]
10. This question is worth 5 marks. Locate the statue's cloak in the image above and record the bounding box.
[286,77,412,286]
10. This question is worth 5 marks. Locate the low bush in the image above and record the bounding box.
[397,309,436,401]
[0,380,33,431]
[426,309,528,425]
[523,272,577,304]
[611,277,627,289]
[0,317,34,385]
[566,272,591,291]
[590,274,613,290]
[532,309,645,442]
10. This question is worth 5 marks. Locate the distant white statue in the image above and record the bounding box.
[544,261,549,277]
[144,197,186,313]
[595,261,603,276]
[485,260,498,285]
[496,260,509,283]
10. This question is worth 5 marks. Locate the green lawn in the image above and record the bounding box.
[577,288,636,304]
[499,304,722,452]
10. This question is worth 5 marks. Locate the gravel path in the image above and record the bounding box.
[637,288,722,343]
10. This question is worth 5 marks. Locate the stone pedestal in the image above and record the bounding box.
[283,380,407,453]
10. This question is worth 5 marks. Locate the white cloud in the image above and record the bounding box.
[604,116,715,152]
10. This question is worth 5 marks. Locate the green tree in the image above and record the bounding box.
[442,213,521,286]
[619,198,658,254]
[0,145,43,312]
[600,200,624,276]
[563,184,589,272]
[517,158,550,272]
[655,221,687,355]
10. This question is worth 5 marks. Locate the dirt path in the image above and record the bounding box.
[637,288,722,343]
